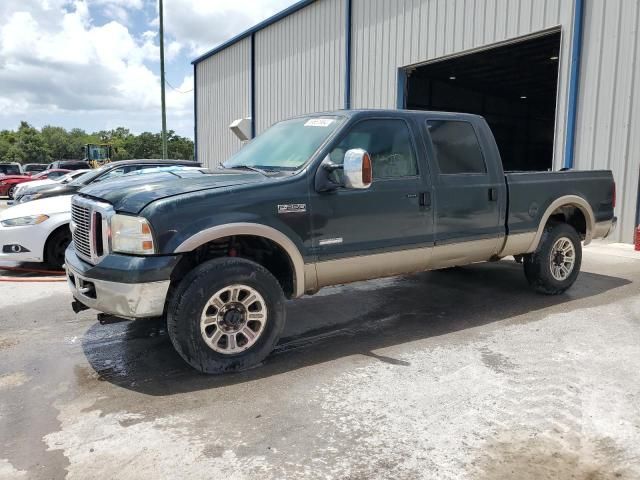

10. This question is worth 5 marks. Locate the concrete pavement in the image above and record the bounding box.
[0,244,639,479]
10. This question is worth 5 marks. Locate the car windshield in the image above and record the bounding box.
[68,165,109,186]
[222,116,344,171]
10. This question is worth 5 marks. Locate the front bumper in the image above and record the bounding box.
[64,246,178,319]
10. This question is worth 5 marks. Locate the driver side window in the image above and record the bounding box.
[328,119,418,181]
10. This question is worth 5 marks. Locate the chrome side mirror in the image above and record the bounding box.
[343,149,372,189]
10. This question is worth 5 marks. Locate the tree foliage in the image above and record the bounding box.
[0,121,194,164]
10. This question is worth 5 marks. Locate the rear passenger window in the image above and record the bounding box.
[427,120,486,174]
[329,119,418,179]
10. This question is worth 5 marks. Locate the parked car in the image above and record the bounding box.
[47,160,91,170]
[0,163,23,176]
[0,165,206,268]
[13,159,200,204]
[23,163,48,175]
[0,169,70,199]
[63,110,617,374]
[10,170,90,205]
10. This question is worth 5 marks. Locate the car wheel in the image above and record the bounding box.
[523,222,582,295]
[7,185,16,199]
[45,226,72,269]
[167,257,286,374]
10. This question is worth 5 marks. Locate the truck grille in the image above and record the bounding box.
[71,203,92,259]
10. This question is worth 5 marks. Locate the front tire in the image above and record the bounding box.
[45,226,72,269]
[167,257,286,374]
[523,222,582,295]
[8,185,16,199]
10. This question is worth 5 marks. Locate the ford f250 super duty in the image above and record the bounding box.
[64,110,617,374]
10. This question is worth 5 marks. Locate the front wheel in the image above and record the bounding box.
[523,222,582,295]
[45,226,72,269]
[7,185,16,199]
[167,257,286,374]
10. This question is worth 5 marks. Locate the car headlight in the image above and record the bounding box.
[111,214,156,255]
[19,194,39,203]
[0,214,49,227]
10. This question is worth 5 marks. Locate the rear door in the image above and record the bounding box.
[423,117,505,265]
[310,117,434,286]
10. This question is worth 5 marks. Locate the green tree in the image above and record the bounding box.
[16,121,49,162]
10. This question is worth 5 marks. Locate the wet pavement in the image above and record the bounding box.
[0,245,639,479]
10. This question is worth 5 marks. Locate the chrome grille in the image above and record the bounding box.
[71,203,92,259]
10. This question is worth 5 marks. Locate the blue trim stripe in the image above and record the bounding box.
[251,33,256,138]
[193,62,198,162]
[563,0,585,169]
[396,68,407,109]
[192,0,316,65]
[344,0,352,109]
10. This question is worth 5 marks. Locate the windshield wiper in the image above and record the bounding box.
[224,165,271,175]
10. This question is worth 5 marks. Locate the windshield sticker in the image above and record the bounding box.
[304,119,335,127]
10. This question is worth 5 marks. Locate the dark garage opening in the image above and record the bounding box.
[405,31,561,172]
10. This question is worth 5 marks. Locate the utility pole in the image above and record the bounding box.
[159,0,168,160]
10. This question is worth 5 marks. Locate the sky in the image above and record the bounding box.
[0,0,298,139]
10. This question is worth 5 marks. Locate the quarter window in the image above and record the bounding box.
[427,120,486,174]
[329,119,418,179]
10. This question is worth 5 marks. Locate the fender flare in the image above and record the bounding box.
[174,222,306,298]
[527,195,595,252]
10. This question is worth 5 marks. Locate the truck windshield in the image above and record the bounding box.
[223,116,344,171]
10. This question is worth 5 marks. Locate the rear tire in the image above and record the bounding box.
[523,222,582,295]
[45,226,72,269]
[167,257,286,374]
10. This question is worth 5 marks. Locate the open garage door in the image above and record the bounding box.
[405,31,561,172]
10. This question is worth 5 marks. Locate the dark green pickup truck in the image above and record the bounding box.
[65,110,616,373]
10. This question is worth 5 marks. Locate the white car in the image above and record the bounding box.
[0,195,73,268]
[0,166,208,268]
[11,169,90,203]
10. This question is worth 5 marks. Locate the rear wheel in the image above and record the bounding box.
[45,226,72,269]
[167,257,286,374]
[523,222,582,295]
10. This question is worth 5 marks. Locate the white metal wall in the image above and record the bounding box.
[254,0,345,133]
[196,37,251,168]
[350,0,575,167]
[574,0,640,243]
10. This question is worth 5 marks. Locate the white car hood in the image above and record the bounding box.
[0,195,72,220]
[16,179,55,192]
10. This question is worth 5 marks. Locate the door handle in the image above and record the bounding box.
[488,187,498,202]
[420,192,431,208]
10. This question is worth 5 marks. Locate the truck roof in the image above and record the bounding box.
[295,109,485,122]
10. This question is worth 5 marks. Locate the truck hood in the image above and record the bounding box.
[79,169,267,214]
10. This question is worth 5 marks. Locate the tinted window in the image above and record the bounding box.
[427,120,486,174]
[0,165,21,175]
[329,119,418,179]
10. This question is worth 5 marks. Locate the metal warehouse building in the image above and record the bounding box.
[193,0,640,244]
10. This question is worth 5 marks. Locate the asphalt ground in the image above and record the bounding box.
[0,195,639,479]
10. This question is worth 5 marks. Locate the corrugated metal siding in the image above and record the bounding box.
[196,37,251,168]
[254,0,345,133]
[350,0,574,167]
[574,0,640,243]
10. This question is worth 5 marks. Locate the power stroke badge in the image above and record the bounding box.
[278,204,307,214]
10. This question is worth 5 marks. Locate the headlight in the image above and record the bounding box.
[111,214,156,255]
[19,194,39,203]
[0,214,49,227]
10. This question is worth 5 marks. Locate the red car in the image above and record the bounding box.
[0,169,71,198]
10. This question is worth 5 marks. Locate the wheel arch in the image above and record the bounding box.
[528,195,595,252]
[174,223,306,298]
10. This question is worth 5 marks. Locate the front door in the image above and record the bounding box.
[310,117,434,287]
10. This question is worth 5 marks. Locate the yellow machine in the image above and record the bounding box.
[84,144,113,169]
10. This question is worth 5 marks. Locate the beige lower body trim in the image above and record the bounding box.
[306,238,507,292]
[593,219,616,240]
[498,231,537,256]
[313,246,433,289]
